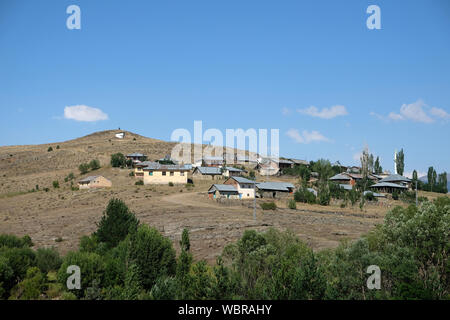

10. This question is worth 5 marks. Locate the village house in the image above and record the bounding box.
[254,158,279,176]
[235,155,258,165]
[142,162,190,185]
[78,175,112,189]
[222,166,247,178]
[126,153,147,165]
[202,156,224,167]
[329,172,378,186]
[223,176,256,199]
[208,184,240,199]
[288,158,310,167]
[192,166,223,180]
[255,182,295,198]
[370,174,412,193]
[278,159,294,170]
[133,161,155,178]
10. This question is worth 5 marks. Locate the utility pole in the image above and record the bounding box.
[415,180,418,206]
[253,181,256,221]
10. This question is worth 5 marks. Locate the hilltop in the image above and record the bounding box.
[0,130,177,194]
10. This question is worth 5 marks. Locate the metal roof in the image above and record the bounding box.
[78,176,100,183]
[256,182,295,191]
[208,184,238,193]
[329,173,351,180]
[370,182,408,189]
[229,176,256,184]
[195,167,222,175]
[143,162,190,171]
[135,161,156,167]
[379,174,411,183]
[225,166,245,172]
[127,153,145,157]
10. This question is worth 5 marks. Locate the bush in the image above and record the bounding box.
[44,187,49,192]
[129,171,135,177]
[168,182,174,187]
[94,198,139,248]
[128,225,177,290]
[260,202,277,210]
[89,159,101,170]
[61,291,77,300]
[78,163,90,175]
[52,181,59,189]
[135,180,144,186]
[56,145,60,150]
[364,191,377,202]
[0,234,33,248]
[57,251,106,298]
[288,199,296,210]
[9,266,46,300]
[110,153,127,168]
[392,190,399,200]
[317,188,331,206]
[47,147,53,152]
[294,187,316,204]
[36,248,62,274]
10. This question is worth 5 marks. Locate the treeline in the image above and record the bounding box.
[412,168,448,194]
[0,197,449,300]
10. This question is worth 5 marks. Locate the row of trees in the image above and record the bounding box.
[1,197,448,300]
[79,159,101,174]
[412,168,448,194]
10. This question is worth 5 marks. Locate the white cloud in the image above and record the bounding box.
[352,152,362,162]
[430,107,450,120]
[64,105,109,122]
[371,100,449,124]
[286,129,330,144]
[297,105,348,119]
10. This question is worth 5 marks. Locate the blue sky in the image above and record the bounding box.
[1,0,449,177]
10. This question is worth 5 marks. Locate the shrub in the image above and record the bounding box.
[52,181,59,189]
[288,199,297,210]
[364,192,377,202]
[129,171,135,177]
[78,163,90,175]
[168,182,174,187]
[392,190,399,200]
[35,248,62,274]
[44,188,49,192]
[56,145,60,149]
[35,185,39,191]
[89,159,101,170]
[61,291,77,300]
[294,187,316,204]
[128,225,177,290]
[135,180,144,186]
[260,202,277,210]
[0,234,33,248]
[110,153,126,168]
[0,247,36,287]
[57,251,106,299]
[9,266,46,300]
[47,147,53,152]
[94,198,139,248]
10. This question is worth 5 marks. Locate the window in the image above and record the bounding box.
[180,172,185,176]
[162,171,166,176]
[170,171,174,176]
[149,171,153,176]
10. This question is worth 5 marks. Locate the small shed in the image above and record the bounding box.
[208,184,239,199]
[78,176,112,189]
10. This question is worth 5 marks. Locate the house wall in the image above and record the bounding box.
[143,170,187,184]
[224,179,255,199]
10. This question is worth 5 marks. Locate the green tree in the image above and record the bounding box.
[374,156,382,175]
[396,149,405,176]
[95,198,139,248]
[35,248,62,274]
[122,264,142,300]
[110,153,127,168]
[128,225,176,290]
[9,266,46,300]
